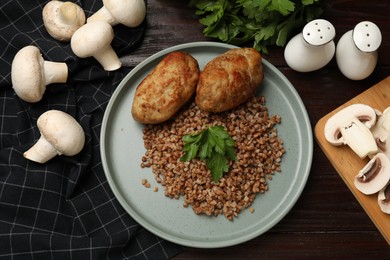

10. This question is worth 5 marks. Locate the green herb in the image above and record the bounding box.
[180,126,237,183]
[188,0,323,54]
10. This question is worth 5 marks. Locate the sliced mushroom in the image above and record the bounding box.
[354,153,390,195]
[378,182,390,214]
[324,103,378,158]
[11,45,68,103]
[42,1,86,41]
[371,107,390,157]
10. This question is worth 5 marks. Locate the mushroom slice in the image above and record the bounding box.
[43,1,86,41]
[371,107,390,157]
[71,21,121,71]
[354,153,390,195]
[378,182,390,214]
[24,110,85,164]
[11,45,68,103]
[324,103,378,158]
[87,0,146,28]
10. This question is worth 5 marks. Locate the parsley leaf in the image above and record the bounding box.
[180,126,237,183]
[181,131,205,161]
[189,0,323,54]
[267,0,295,16]
[206,152,228,183]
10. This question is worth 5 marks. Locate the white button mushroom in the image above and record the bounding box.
[378,183,390,214]
[370,107,390,157]
[87,0,146,28]
[42,1,86,41]
[324,103,378,158]
[354,153,390,195]
[70,20,121,71]
[11,45,68,103]
[24,110,85,164]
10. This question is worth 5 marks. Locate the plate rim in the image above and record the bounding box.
[100,41,313,248]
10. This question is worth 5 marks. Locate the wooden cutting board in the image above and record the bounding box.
[315,76,390,245]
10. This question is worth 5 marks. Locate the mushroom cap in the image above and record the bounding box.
[70,21,114,58]
[354,153,390,195]
[37,110,85,156]
[11,45,45,103]
[43,1,86,41]
[103,0,146,27]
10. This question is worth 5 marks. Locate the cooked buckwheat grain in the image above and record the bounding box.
[141,96,285,220]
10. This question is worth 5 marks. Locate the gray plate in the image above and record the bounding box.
[100,42,313,248]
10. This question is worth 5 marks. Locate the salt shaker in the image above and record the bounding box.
[284,19,336,72]
[336,21,382,80]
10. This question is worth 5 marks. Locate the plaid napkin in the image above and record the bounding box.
[0,0,182,259]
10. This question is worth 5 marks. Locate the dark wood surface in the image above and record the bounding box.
[122,0,390,259]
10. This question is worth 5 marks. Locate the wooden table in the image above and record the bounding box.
[122,0,390,258]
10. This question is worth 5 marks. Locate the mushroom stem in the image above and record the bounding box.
[42,0,86,41]
[87,6,117,25]
[59,2,79,25]
[43,61,68,85]
[339,119,378,158]
[23,135,58,164]
[93,46,122,71]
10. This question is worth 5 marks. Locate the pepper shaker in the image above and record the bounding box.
[336,21,382,80]
[284,19,336,72]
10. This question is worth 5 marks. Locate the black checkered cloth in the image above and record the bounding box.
[0,1,182,259]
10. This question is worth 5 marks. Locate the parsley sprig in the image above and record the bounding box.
[189,0,323,54]
[180,126,237,183]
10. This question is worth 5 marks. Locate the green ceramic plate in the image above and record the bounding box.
[100,42,313,248]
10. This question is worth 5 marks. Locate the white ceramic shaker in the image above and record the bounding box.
[284,19,336,72]
[336,21,382,80]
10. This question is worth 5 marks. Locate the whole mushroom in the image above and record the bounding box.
[42,0,86,41]
[324,103,378,158]
[24,110,85,164]
[70,20,121,71]
[11,45,68,103]
[87,0,146,28]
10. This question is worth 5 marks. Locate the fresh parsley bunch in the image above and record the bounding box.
[189,0,323,53]
[180,126,237,183]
